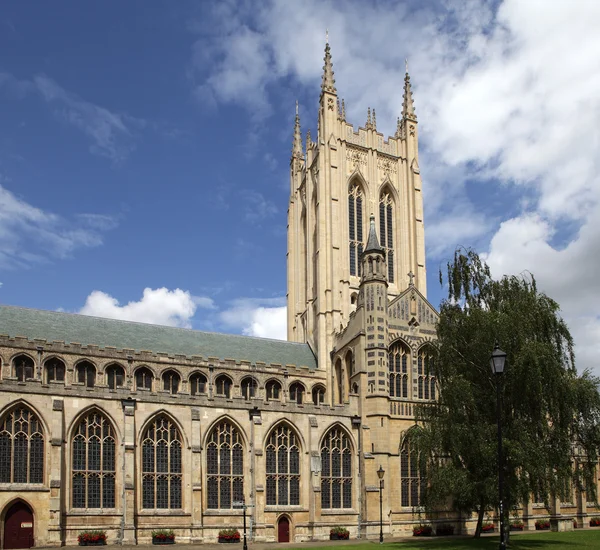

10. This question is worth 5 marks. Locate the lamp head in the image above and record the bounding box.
[377,465,385,480]
[490,342,507,375]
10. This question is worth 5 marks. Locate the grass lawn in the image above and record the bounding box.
[311,530,599,549]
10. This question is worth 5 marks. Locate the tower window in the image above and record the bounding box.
[389,342,409,398]
[348,183,364,276]
[379,192,394,283]
[417,346,436,400]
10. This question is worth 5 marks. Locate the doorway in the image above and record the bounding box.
[277,516,290,543]
[4,501,34,549]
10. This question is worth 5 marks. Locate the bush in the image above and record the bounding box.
[535,520,550,530]
[482,522,495,533]
[152,529,175,541]
[435,524,455,536]
[218,529,240,541]
[413,524,432,536]
[590,517,600,527]
[78,531,107,544]
[330,527,349,539]
[510,521,525,531]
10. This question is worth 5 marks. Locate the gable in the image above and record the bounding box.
[388,286,438,328]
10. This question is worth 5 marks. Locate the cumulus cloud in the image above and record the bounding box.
[79,287,216,328]
[219,297,287,340]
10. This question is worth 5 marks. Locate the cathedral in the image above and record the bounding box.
[0,41,595,548]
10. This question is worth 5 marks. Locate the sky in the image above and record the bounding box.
[1,0,599,375]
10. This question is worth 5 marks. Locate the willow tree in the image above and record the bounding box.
[413,249,600,537]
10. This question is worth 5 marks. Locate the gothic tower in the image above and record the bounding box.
[287,39,427,380]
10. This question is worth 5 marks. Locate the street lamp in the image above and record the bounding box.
[490,342,507,550]
[377,465,385,544]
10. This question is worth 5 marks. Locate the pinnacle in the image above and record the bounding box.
[402,70,417,121]
[321,39,336,94]
[292,102,303,159]
[364,214,384,254]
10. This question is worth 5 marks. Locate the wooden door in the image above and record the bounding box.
[4,502,34,549]
[277,516,290,543]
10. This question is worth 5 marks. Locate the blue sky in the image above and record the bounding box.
[1,1,600,374]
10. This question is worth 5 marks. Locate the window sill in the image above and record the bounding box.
[137,510,190,516]
[69,509,120,516]
[203,510,244,516]
[0,484,49,492]
[320,509,358,515]
[264,506,307,512]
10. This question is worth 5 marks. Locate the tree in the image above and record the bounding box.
[413,249,600,537]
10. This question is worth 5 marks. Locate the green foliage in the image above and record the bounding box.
[414,249,600,534]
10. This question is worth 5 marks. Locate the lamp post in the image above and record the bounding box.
[490,342,507,550]
[377,465,385,544]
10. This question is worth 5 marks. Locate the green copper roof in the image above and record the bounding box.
[0,305,317,369]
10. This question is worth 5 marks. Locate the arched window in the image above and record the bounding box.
[312,385,325,405]
[206,421,244,509]
[142,416,182,509]
[77,361,96,388]
[335,359,343,404]
[162,370,180,395]
[348,183,364,277]
[106,365,124,390]
[417,346,436,400]
[72,411,116,508]
[266,424,300,506]
[241,377,257,400]
[321,427,352,509]
[288,382,304,405]
[214,375,232,398]
[266,380,281,401]
[389,342,409,398]
[135,367,153,391]
[13,355,34,382]
[400,439,424,507]
[379,191,394,282]
[45,358,65,383]
[0,406,44,484]
[190,373,207,396]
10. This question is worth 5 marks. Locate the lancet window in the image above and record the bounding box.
[389,342,409,398]
[45,357,65,383]
[13,355,34,382]
[162,370,180,395]
[215,375,232,398]
[189,373,207,396]
[266,380,281,401]
[106,364,124,389]
[206,421,244,509]
[72,411,115,508]
[321,427,352,509]
[348,183,364,277]
[400,439,424,507]
[141,416,182,509]
[379,191,394,282]
[0,406,44,484]
[312,385,325,405]
[288,382,305,404]
[417,346,436,400]
[135,367,153,391]
[266,424,300,506]
[77,361,96,388]
[241,377,258,400]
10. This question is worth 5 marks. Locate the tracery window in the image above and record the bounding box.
[135,367,153,391]
[72,411,116,508]
[13,355,34,382]
[77,361,96,388]
[400,439,424,507]
[241,377,257,400]
[348,183,364,277]
[45,357,65,383]
[0,406,44,484]
[288,382,305,404]
[379,191,394,282]
[266,424,300,506]
[417,346,436,400]
[206,421,244,509]
[389,342,409,398]
[162,370,180,395]
[190,373,207,396]
[106,365,124,389]
[321,427,352,509]
[312,385,325,405]
[141,416,182,509]
[215,375,232,398]
[266,380,281,401]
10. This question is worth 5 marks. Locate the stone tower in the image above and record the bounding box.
[286,39,427,382]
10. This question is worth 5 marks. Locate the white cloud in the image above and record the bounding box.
[240,190,278,223]
[219,297,287,340]
[0,184,115,269]
[79,288,215,329]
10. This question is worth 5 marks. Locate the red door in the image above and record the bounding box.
[278,516,290,543]
[4,502,34,549]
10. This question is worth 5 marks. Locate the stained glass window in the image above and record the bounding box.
[321,427,352,509]
[206,421,244,509]
[71,411,116,508]
[0,406,44,484]
[379,192,394,282]
[400,439,423,507]
[389,342,409,398]
[45,358,65,383]
[349,183,364,276]
[77,361,96,388]
[190,373,207,395]
[162,370,180,395]
[106,365,124,389]
[266,424,300,506]
[266,380,281,401]
[13,355,34,382]
[417,346,436,400]
[141,416,182,509]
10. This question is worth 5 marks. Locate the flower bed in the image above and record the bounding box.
[590,517,600,527]
[218,529,241,543]
[152,530,175,545]
[535,520,550,530]
[413,525,432,537]
[435,524,455,536]
[78,531,107,546]
[482,522,495,533]
[510,521,525,531]
[330,527,349,540]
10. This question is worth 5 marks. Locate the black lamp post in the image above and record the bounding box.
[490,342,507,550]
[377,465,385,544]
[242,500,248,550]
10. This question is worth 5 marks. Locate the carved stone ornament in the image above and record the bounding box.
[346,148,367,171]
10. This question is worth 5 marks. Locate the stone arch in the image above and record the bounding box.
[311,383,326,406]
[202,414,249,452]
[67,404,122,444]
[288,380,306,404]
[9,353,35,381]
[138,409,189,450]
[213,373,233,398]
[133,365,155,391]
[319,422,356,452]
[0,399,50,440]
[1,497,36,550]
[42,355,67,384]
[262,418,305,452]
[265,378,283,401]
[240,375,259,400]
[389,338,412,399]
